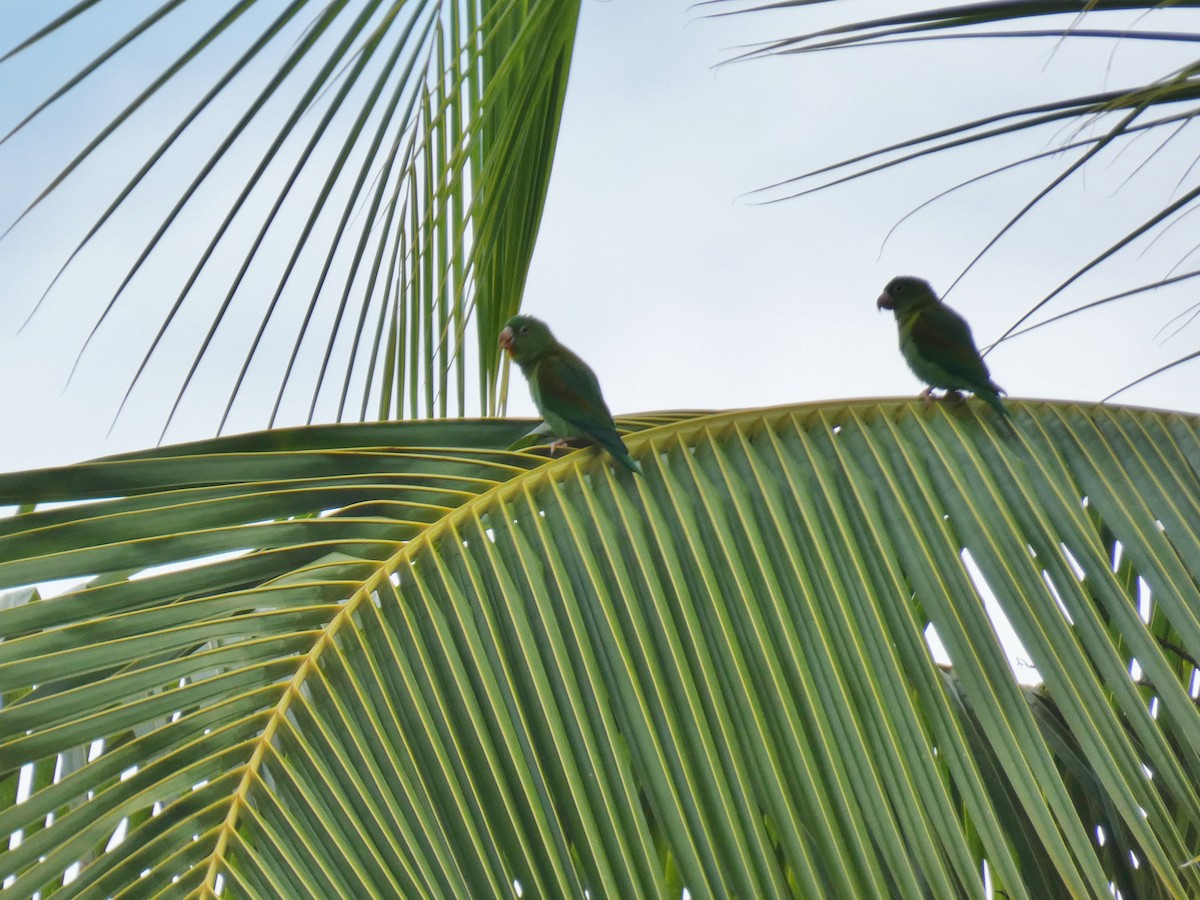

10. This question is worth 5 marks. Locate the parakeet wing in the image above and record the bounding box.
[534,348,618,436]
[532,347,642,473]
[908,306,994,388]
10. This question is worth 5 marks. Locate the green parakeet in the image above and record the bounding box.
[877,276,1009,417]
[499,315,643,474]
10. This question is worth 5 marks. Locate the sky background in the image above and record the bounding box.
[2,1,1200,472]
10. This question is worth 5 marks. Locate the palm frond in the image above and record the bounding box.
[2,400,1199,896]
[1,0,580,435]
[718,0,1200,392]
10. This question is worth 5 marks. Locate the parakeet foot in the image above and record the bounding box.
[548,439,570,455]
[919,387,935,407]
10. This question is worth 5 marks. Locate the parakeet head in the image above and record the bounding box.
[499,315,556,364]
[877,276,939,313]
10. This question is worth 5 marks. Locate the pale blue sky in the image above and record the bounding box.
[2,1,1199,472]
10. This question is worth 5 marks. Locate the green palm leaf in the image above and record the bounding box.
[2,400,1199,897]
[2,0,580,432]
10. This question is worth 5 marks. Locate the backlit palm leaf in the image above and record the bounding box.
[1,0,580,434]
[2,400,1199,897]
[719,0,1200,395]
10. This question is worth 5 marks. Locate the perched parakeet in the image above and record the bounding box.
[499,315,642,474]
[877,275,1009,417]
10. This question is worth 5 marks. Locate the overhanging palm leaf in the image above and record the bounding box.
[1,0,580,434]
[2,400,1199,897]
[718,0,1200,396]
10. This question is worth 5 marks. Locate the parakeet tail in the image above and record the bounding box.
[978,386,1010,419]
[592,429,643,475]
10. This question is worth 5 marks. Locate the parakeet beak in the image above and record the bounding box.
[498,326,514,353]
[876,291,894,311]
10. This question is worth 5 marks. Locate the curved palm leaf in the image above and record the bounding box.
[719,0,1200,394]
[2,400,1199,897]
[1,0,579,433]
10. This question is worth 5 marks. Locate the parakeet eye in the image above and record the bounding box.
[519,326,530,334]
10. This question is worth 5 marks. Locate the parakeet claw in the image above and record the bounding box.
[919,387,934,407]
[548,439,570,455]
